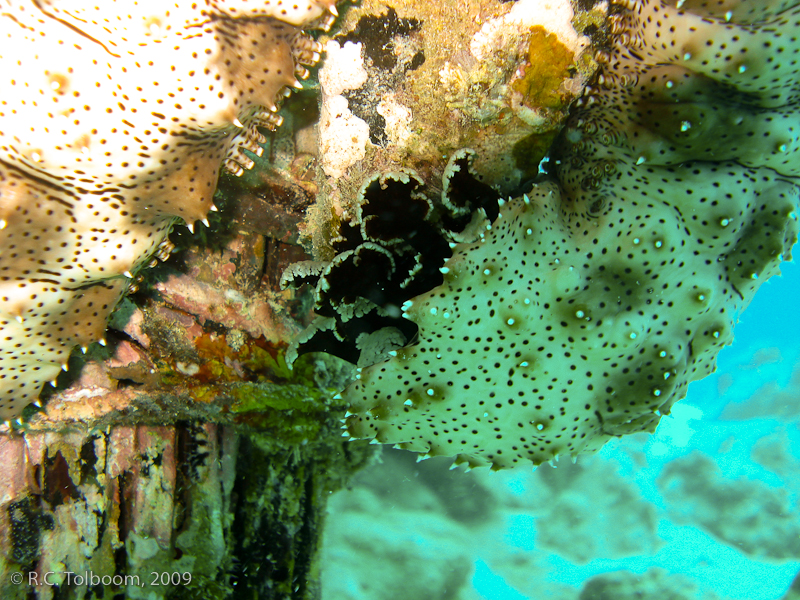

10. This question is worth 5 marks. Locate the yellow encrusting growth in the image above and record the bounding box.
[512,26,575,110]
[0,0,339,419]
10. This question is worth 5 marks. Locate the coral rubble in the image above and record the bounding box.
[658,452,800,560]
[335,0,800,468]
[0,0,339,420]
[579,568,721,600]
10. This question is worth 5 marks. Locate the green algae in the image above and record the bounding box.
[229,381,326,414]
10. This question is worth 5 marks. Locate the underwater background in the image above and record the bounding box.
[321,261,800,599]
[2,0,800,597]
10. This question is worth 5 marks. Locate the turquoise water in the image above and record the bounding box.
[483,260,800,599]
[324,259,800,599]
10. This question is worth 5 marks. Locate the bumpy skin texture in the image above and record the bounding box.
[0,0,338,419]
[342,0,800,469]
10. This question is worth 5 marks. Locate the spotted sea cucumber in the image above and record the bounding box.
[335,0,800,469]
[0,0,340,419]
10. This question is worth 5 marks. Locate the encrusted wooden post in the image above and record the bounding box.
[0,170,372,600]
